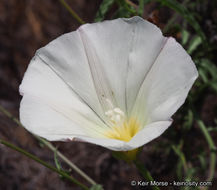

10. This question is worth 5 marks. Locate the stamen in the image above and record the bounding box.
[105,107,125,125]
[105,98,115,110]
[104,99,140,142]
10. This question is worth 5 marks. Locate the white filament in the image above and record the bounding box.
[105,98,125,126]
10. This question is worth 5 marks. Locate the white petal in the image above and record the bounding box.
[127,120,172,149]
[73,120,172,151]
[20,95,85,141]
[36,31,105,122]
[78,17,169,118]
[73,136,128,151]
[20,56,108,140]
[77,18,132,114]
[124,17,168,115]
[78,16,165,115]
[132,37,198,125]
[19,17,198,151]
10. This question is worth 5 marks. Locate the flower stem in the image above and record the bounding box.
[0,104,97,185]
[197,120,216,182]
[134,160,160,190]
[0,139,89,190]
[59,0,85,24]
[38,137,97,185]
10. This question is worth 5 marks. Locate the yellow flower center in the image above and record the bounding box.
[105,118,140,142]
[104,104,141,162]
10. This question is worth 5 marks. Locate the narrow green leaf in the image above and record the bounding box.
[95,0,115,22]
[181,29,190,46]
[200,59,217,79]
[187,36,202,55]
[183,109,193,130]
[59,0,85,24]
[176,159,183,180]
[54,148,62,171]
[0,139,89,190]
[207,127,217,132]
[112,6,131,18]
[155,0,206,42]
[113,0,137,18]
[198,154,206,171]
[185,168,196,180]
[197,120,216,181]
[172,144,188,172]
[198,69,208,83]
[90,184,104,190]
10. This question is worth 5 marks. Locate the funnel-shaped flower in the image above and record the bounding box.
[19,16,198,151]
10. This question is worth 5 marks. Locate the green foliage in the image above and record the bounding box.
[187,36,202,55]
[198,153,207,171]
[54,148,62,171]
[181,29,190,46]
[113,0,137,18]
[183,110,193,131]
[95,0,115,22]
[154,0,206,42]
[90,184,104,190]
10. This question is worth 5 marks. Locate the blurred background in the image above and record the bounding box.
[0,0,216,189]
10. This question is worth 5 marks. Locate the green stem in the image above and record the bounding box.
[172,144,188,173]
[197,120,216,182]
[0,104,96,185]
[134,160,160,190]
[39,138,96,185]
[0,139,89,190]
[0,104,21,126]
[59,0,85,24]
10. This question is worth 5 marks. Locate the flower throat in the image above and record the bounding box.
[104,106,140,142]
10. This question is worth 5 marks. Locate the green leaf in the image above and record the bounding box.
[198,154,206,171]
[198,69,208,83]
[122,0,137,15]
[39,141,45,148]
[187,36,202,55]
[95,0,115,22]
[176,159,183,180]
[200,59,217,79]
[90,184,104,190]
[181,29,190,46]
[185,168,196,180]
[54,148,62,171]
[172,143,188,172]
[112,0,137,18]
[183,109,193,130]
[207,127,217,132]
[155,0,206,42]
[112,6,131,18]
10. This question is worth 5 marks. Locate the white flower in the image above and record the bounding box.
[19,16,198,151]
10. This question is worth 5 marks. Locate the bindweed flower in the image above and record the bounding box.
[19,16,198,153]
